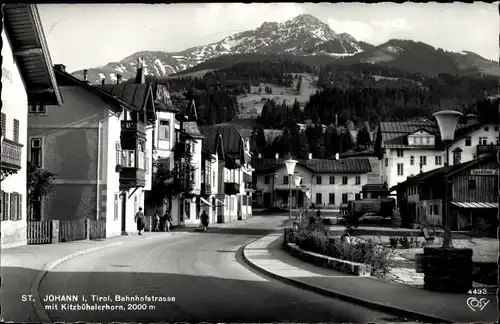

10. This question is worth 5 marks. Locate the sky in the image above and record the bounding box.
[38,2,499,73]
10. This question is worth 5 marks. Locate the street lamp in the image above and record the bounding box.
[304,188,311,221]
[284,159,298,220]
[293,174,302,220]
[433,110,463,248]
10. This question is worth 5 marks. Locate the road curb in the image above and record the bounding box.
[241,234,452,324]
[31,233,186,323]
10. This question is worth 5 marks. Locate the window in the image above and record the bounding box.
[425,138,430,144]
[433,204,438,215]
[342,176,348,185]
[0,191,8,221]
[385,158,388,167]
[397,163,404,176]
[159,120,170,140]
[465,136,471,146]
[145,148,150,173]
[30,138,43,167]
[264,175,270,184]
[396,149,404,157]
[316,176,322,185]
[315,193,322,204]
[329,176,335,184]
[355,193,361,200]
[28,104,46,114]
[429,205,432,215]
[137,142,145,170]
[1,113,5,137]
[121,150,136,167]
[355,176,361,185]
[484,126,489,132]
[115,141,122,165]
[283,176,288,185]
[419,156,427,166]
[342,193,348,204]
[468,179,476,190]
[9,192,21,221]
[435,156,442,165]
[212,171,216,185]
[113,193,119,221]
[13,119,19,143]
[479,137,488,145]
[329,193,335,204]
[283,195,288,204]
[410,156,414,165]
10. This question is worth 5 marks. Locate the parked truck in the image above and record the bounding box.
[345,198,396,226]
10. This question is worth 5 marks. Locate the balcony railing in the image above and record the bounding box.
[244,182,256,192]
[224,182,240,195]
[1,138,23,171]
[477,144,500,155]
[119,168,147,187]
[121,120,146,134]
[201,183,212,196]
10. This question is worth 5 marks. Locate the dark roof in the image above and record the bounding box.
[3,4,62,105]
[183,121,204,139]
[253,157,372,174]
[199,127,218,154]
[391,153,497,190]
[378,120,480,148]
[94,83,151,111]
[212,125,243,155]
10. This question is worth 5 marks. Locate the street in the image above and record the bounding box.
[35,216,406,322]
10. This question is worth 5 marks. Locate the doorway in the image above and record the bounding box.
[263,192,271,208]
[121,192,127,233]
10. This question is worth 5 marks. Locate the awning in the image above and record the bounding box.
[451,202,498,209]
[200,197,213,207]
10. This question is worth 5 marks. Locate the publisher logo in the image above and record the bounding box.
[466,297,490,311]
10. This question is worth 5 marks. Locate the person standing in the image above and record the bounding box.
[135,207,146,235]
[200,210,209,231]
[163,211,172,232]
[153,212,160,232]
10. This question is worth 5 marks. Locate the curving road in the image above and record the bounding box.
[38,216,407,323]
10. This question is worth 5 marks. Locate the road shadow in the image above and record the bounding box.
[170,227,277,236]
[2,266,407,323]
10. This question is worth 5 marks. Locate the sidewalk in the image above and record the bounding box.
[1,232,187,322]
[242,234,498,323]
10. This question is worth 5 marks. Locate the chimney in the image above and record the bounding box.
[83,69,88,81]
[101,79,105,85]
[54,64,66,72]
[308,153,312,160]
[117,74,122,84]
[275,153,279,160]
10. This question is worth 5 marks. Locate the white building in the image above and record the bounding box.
[1,4,62,248]
[375,119,499,194]
[252,155,372,209]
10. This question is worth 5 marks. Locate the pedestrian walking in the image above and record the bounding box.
[200,210,209,231]
[134,207,146,235]
[153,212,160,232]
[163,211,172,232]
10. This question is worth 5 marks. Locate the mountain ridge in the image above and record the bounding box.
[70,14,500,84]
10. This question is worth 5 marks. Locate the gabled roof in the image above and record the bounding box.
[183,121,204,139]
[212,124,244,156]
[3,4,62,105]
[408,128,434,136]
[94,83,152,112]
[391,153,497,190]
[252,157,372,174]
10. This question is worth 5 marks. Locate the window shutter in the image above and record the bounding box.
[17,194,22,220]
[10,193,15,220]
[2,192,8,221]
[0,190,3,220]
[1,113,6,137]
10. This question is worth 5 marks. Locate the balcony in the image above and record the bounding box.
[477,144,500,156]
[244,182,256,192]
[1,138,23,172]
[121,120,146,135]
[224,182,240,195]
[119,168,146,188]
[201,183,212,196]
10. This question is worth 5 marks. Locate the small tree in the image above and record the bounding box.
[26,161,56,220]
[391,207,402,228]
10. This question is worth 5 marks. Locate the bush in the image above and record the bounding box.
[322,218,334,226]
[391,207,402,228]
[294,232,393,276]
[389,237,399,249]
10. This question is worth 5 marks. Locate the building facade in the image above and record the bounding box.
[1,4,62,248]
[394,153,498,233]
[27,63,155,237]
[252,157,372,209]
[375,119,499,194]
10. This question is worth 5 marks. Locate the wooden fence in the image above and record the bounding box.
[88,219,106,240]
[27,220,54,244]
[59,219,87,242]
[27,218,106,244]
